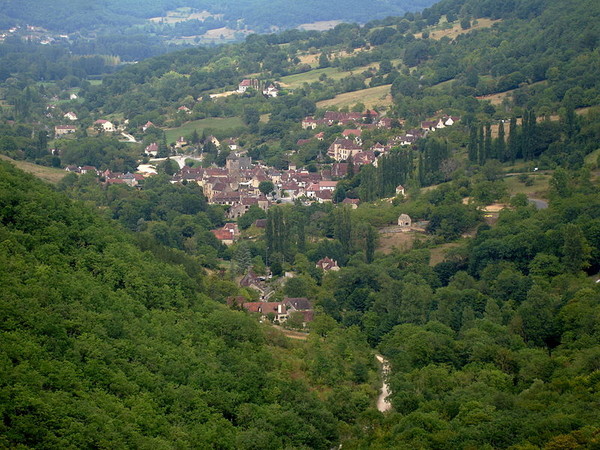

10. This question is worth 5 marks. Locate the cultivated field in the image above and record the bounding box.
[165,117,245,143]
[281,60,393,89]
[316,84,393,110]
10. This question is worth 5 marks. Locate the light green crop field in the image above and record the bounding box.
[316,84,393,110]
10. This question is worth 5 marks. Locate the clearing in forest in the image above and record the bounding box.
[0,155,67,184]
[417,18,501,41]
[377,229,420,254]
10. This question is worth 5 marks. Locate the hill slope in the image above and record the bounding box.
[0,0,436,33]
[0,160,368,448]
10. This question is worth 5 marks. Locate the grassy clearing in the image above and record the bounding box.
[296,48,376,68]
[417,18,501,41]
[297,20,343,32]
[165,117,245,143]
[377,231,419,254]
[504,173,550,197]
[149,8,218,24]
[279,68,342,88]
[0,155,67,184]
[476,81,546,106]
[427,79,455,92]
[316,84,393,110]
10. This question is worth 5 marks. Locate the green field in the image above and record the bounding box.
[164,117,245,143]
[504,173,550,197]
[279,68,342,88]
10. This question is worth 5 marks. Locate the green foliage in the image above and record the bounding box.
[0,161,388,448]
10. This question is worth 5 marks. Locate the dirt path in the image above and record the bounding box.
[375,354,392,412]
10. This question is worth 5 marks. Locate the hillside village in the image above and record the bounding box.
[54,104,460,328]
[61,107,458,247]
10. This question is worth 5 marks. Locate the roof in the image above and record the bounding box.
[342,129,362,137]
[315,190,333,200]
[316,257,340,271]
[211,229,235,241]
[243,302,286,315]
[285,297,312,311]
[240,270,261,287]
[330,138,362,150]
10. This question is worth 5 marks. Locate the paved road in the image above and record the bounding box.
[375,355,392,412]
[528,198,549,209]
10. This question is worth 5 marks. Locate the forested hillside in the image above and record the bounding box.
[0,161,379,448]
[0,0,435,34]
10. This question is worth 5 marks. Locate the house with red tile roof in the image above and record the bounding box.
[238,78,260,93]
[316,257,340,271]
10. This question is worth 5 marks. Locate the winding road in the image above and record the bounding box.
[375,355,392,413]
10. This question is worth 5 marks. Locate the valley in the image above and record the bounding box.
[1,0,600,447]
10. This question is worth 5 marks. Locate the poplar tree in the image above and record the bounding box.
[484,123,493,160]
[468,125,478,163]
[365,225,377,263]
[334,207,352,255]
[508,116,518,163]
[495,121,506,162]
[478,124,485,165]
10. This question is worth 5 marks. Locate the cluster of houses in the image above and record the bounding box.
[170,152,342,220]
[53,116,124,138]
[0,25,67,45]
[300,110,459,164]
[237,79,280,97]
[228,295,314,326]
[227,257,340,327]
[226,257,342,327]
[64,165,145,186]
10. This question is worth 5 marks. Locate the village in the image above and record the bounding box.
[61,105,458,242]
[56,81,459,329]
